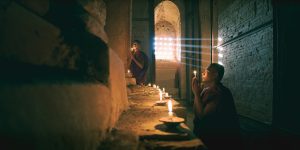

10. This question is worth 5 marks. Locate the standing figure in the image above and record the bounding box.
[129,40,149,85]
[192,63,243,150]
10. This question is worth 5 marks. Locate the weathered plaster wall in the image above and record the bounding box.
[0,84,112,150]
[105,0,131,70]
[79,0,109,43]
[0,0,128,149]
[108,49,129,126]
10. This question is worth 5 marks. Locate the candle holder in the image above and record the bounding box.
[164,93,171,99]
[155,100,167,106]
[159,99,185,128]
[126,70,133,78]
[159,116,185,129]
[155,90,166,106]
[155,101,167,106]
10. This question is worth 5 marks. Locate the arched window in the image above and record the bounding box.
[154,1,181,62]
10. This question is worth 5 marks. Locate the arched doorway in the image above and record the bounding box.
[154,1,181,98]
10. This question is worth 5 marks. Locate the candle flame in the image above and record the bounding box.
[193,70,197,77]
[159,90,162,101]
[127,70,130,73]
[168,99,172,114]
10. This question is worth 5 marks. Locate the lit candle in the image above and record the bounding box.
[153,84,156,88]
[193,70,197,77]
[157,85,160,90]
[148,83,151,87]
[159,90,162,101]
[127,69,130,73]
[168,99,173,117]
[163,88,165,93]
[165,92,169,97]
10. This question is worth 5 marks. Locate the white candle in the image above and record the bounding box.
[165,93,169,97]
[159,90,162,101]
[163,88,165,92]
[168,99,173,117]
[148,83,151,87]
[157,85,159,89]
[153,84,156,88]
[193,70,197,77]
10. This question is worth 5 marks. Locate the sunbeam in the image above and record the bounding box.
[180,56,211,63]
[154,37,223,41]
[181,49,211,55]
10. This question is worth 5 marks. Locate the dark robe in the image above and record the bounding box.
[130,50,148,84]
[193,83,244,150]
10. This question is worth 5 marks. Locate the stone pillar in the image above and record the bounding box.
[105,0,132,70]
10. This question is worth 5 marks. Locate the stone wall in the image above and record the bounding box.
[79,0,109,43]
[105,0,131,70]
[0,84,113,150]
[199,0,213,68]
[217,0,273,123]
[0,0,128,149]
[108,49,129,126]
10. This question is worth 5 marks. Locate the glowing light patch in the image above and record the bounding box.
[218,61,223,65]
[218,37,223,42]
[168,99,172,114]
[154,37,182,61]
[217,46,224,51]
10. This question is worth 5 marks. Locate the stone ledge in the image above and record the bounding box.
[0,83,114,149]
[115,85,206,150]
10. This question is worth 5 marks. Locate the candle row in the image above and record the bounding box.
[147,83,170,99]
[149,83,173,117]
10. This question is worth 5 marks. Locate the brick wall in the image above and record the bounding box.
[217,0,273,123]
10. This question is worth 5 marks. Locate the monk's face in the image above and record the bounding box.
[132,43,140,51]
[202,69,218,83]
